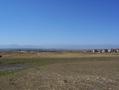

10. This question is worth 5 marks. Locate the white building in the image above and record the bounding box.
[116,49,119,53]
[108,49,111,53]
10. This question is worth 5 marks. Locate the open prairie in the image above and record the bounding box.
[0,52,119,90]
[1,52,119,58]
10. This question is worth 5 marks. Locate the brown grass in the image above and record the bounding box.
[0,53,119,90]
[1,52,119,58]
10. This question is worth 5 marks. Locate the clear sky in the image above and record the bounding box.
[0,0,119,48]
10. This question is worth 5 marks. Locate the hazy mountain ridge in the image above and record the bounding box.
[0,44,119,49]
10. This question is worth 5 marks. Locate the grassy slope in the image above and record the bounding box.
[0,55,119,76]
[0,56,119,90]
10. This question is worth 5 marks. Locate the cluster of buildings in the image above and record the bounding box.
[0,48,119,54]
[89,49,119,53]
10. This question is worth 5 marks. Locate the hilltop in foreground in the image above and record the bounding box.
[0,52,119,90]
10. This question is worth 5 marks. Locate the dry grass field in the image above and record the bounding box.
[1,52,119,58]
[0,52,119,90]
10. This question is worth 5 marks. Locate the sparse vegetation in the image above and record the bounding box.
[0,53,119,90]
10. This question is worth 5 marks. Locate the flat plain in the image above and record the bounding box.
[0,52,119,90]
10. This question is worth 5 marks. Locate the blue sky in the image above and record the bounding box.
[0,0,119,48]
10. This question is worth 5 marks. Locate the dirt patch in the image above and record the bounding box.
[0,58,119,90]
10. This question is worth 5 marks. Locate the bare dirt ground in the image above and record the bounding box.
[0,57,119,90]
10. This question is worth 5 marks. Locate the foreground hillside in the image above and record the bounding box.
[0,53,119,90]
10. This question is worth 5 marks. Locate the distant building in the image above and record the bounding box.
[107,49,111,53]
[116,49,119,53]
[92,49,98,53]
[101,49,105,53]
[92,49,95,53]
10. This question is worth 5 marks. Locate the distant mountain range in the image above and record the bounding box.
[0,44,119,49]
